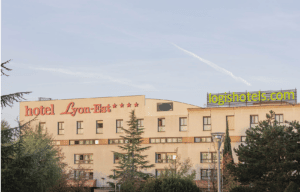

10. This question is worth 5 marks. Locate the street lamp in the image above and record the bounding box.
[211,132,225,192]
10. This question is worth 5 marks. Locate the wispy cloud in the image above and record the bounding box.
[172,43,251,86]
[32,67,156,91]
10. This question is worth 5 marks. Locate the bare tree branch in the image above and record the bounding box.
[1,60,12,76]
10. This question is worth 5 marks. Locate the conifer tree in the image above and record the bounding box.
[228,110,300,192]
[1,60,31,108]
[223,121,233,160]
[110,110,154,183]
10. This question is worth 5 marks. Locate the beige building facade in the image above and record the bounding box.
[19,95,300,188]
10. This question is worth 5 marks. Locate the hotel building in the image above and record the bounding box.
[19,95,300,189]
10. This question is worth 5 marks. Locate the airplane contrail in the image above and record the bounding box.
[172,43,251,86]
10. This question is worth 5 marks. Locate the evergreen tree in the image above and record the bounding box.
[222,121,238,192]
[1,60,31,108]
[228,110,300,192]
[223,120,233,160]
[110,110,154,184]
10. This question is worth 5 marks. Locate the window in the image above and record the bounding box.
[241,136,246,142]
[116,120,123,133]
[74,169,93,180]
[203,117,211,131]
[70,140,96,145]
[200,152,217,163]
[114,153,126,164]
[39,122,46,132]
[155,152,176,163]
[150,137,182,143]
[194,137,212,143]
[96,120,103,134]
[137,119,144,129]
[157,102,173,111]
[158,118,165,132]
[58,122,64,135]
[155,169,174,177]
[77,121,83,134]
[201,169,217,180]
[74,154,93,164]
[250,115,258,128]
[179,117,187,131]
[275,114,283,124]
[108,139,129,144]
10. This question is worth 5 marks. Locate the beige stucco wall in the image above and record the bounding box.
[19,96,300,187]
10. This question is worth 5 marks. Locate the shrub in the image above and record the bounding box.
[284,181,300,192]
[142,177,201,192]
[230,186,254,192]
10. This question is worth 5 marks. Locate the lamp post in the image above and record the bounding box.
[211,132,225,192]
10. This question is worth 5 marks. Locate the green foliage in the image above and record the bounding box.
[223,120,233,161]
[229,186,255,192]
[284,181,300,192]
[229,110,300,192]
[141,177,201,192]
[159,148,196,181]
[109,110,154,186]
[1,122,66,192]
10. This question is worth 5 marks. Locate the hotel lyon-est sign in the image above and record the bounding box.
[25,102,139,117]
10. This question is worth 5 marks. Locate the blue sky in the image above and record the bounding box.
[2,0,300,127]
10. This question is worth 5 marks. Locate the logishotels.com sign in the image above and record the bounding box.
[207,89,297,107]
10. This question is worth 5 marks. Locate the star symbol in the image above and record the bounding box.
[127,103,131,107]
[120,103,124,108]
[113,103,117,108]
[134,102,139,107]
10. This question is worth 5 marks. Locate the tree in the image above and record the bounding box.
[223,121,233,160]
[1,60,31,108]
[1,124,66,192]
[109,110,154,190]
[159,148,196,181]
[228,110,300,192]
[222,120,238,192]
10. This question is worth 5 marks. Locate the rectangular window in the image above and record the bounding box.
[155,152,176,163]
[226,116,235,130]
[137,119,144,129]
[114,153,121,164]
[201,169,217,180]
[200,152,217,163]
[58,122,64,135]
[275,114,283,124]
[96,120,103,134]
[74,169,93,180]
[203,117,211,131]
[241,136,246,142]
[108,139,129,144]
[70,140,95,145]
[250,115,258,128]
[77,121,83,134]
[158,118,165,132]
[74,154,93,164]
[179,117,187,131]
[194,137,212,143]
[116,120,123,133]
[150,137,182,144]
[39,122,46,132]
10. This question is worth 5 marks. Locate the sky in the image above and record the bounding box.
[2,0,300,127]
